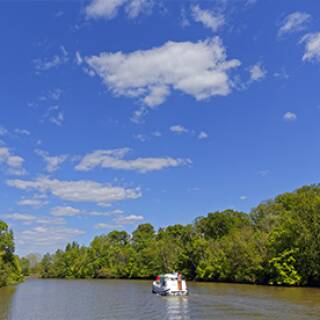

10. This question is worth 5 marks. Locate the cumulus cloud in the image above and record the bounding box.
[75,148,190,173]
[278,12,311,36]
[35,149,68,173]
[7,177,141,206]
[0,147,26,176]
[85,37,240,107]
[170,125,188,134]
[249,63,266,81]
[283,112,297,122]
[300,32,320,63]
[85,0,152,20]
[191,5,225,32]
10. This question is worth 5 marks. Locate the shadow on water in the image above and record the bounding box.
[0,286,16,320]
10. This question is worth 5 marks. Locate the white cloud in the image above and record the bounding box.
[39,89,63,102]
[50,206,114,217]
[17,226,84,249]
[180,7,190,28]
[50,112,64,126]
[17,198,47,208]
[0,147,26,176]
[170,125,188,134]
[14,129,31,136]
[3,213,36,222]
[42,105,64,127]
[94,213,144,229]
[0,127,8,136]
[7,177,141,206]
[3,213,65,226]
[94,223,116,229]
[134,134,147,142]
[89,210,120,216]
[75,51,83,65]
[240,195,247,200]
[273,68,289,79]
[85,37,240,107]
[125,0,152,18]
[249,63,266,81]
[35,149,68,173]
[51,206,81,217]
[191,5,224,32]
[85,0,152,20]
[33,46,69,72]
[115,214,144,225]
[300,32,320,63]
[75,148,190,173]
[152,131,162,137]
[49,89,63,101]
[278,12,311,36]
[198,131,208,140]
[35,217,66,225]
[283,112,297,122]
[258,170,269,177]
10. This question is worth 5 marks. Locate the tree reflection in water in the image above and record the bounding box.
[0,286,16,320]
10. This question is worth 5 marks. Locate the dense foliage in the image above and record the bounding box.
[39,185,320,286]
[0,220,22,287]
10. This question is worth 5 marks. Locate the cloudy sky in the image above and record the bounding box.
[1,0,320,256]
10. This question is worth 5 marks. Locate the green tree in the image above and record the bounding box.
[0,220,22,287]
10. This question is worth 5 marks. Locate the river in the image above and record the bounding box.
[0,279,319,320]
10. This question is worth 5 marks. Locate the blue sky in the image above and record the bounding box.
[1,0,320,256]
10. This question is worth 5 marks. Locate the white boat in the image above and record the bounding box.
[152,272,188,296]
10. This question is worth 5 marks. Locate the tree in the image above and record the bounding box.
[0,220,22,287]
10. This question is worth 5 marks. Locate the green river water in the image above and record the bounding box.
[0,279,319,319]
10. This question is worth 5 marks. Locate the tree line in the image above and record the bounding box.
[1,184,320,287]
[37,185,320,286]
[0,221,22,287]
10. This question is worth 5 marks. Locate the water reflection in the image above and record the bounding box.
[164,296,190,320]
[1,280,320,320]
[0,286,16,320]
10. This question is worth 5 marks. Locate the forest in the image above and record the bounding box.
[37,184,320,286]
[1,184,320,287]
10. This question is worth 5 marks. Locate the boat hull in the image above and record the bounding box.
[152,283,188,296]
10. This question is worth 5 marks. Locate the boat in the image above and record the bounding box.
[152,272,188,296]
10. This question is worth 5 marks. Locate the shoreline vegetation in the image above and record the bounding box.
[1,184,320,288]
[0,221,23,287]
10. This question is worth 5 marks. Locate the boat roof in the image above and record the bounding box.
[161,273,180,278]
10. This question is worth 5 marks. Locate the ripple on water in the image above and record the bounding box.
[0,280,319,320]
